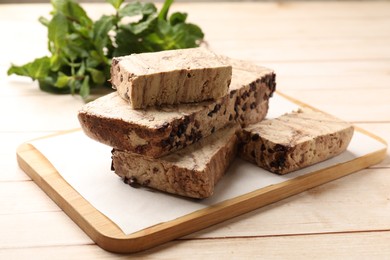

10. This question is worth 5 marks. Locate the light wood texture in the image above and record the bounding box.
[3,231,390,259]
[15,93,386,252]
[1,1,390,257]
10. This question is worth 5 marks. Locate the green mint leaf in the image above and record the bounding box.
[106,0,124,10]
[172,23,204,48]
[73,22,92,39]
[7,65,30,78]
[68,77,81,95]
[120,13,157,35]
[39,16,50,27]
[156,19,171,35]
[48,13,68,50]
[118,2,157,18]
[39,75,71,94]
[87,50,104,68]
[51,0,66,12]
[55,72,70,87]
[169,12,187,26]
[87,68,106,85]
[144,19,204,51]
[52,0,92,27]
[114,28,156,56]
[77,61,86,76]
[61,36,90,61]
[80,75,90,98]
[139,2,158,16]
[64,33,93,58]
[8,57,51,80]
[93,15,115,53]
[50,54,62,71]
[154,19,177,49]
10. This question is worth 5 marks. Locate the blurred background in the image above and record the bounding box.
[3,0,384,3]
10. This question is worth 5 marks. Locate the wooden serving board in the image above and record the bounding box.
[16,93,387,253]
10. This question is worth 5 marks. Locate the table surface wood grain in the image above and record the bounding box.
[1,1,389,258]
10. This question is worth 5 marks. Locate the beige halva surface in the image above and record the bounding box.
[239,108,354,174]
[112,125,240,199]
[111,48,232,109]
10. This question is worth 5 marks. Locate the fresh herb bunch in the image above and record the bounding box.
[7,0,204,100]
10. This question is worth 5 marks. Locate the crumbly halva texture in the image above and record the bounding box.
[111,125,240,199]
[238,108,354,175]
[78,59,276,158]
[111,48,232,109]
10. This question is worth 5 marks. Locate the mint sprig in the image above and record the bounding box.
[7,0,204,100]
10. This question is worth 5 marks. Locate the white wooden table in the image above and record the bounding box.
[1,1,390,258]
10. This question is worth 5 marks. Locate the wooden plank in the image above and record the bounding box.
[0,132,53,181]
[0,95,83,132]
[200,20,390,40]
[0,22,47,66]
[282,89,390,122]
[186,168,390,239]
[275,74,390,91]
[136,231,390,258]
[2,231,390,259]
[171,2,390,20]
[0,181,59,215]
[207,38,390,62]
[0,212,92,249]
[261,60,390,78]
[268,60,390,91]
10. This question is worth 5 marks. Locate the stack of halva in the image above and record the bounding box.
[78,47,353,199]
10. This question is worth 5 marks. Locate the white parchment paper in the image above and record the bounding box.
[30,94,386,235]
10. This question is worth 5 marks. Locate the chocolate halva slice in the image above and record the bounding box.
[111,125,240,199]
[78,59,276,158]
[238,108,354,175]
[111,47,232,109]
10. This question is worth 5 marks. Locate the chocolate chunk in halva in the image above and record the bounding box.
[238,108,354,174]
[111,125,240,199]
